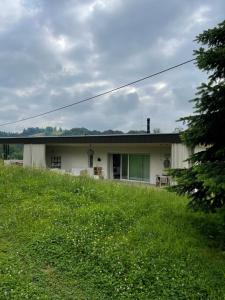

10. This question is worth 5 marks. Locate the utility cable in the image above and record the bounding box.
[0,58,195,127]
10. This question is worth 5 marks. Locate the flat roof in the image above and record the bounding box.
[0,133,181,144]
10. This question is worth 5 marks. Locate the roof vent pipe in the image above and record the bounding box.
[147,118,150,134]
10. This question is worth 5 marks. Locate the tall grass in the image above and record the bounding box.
[0,166,225,299]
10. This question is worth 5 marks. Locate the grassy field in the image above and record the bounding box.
[0,166,225,299]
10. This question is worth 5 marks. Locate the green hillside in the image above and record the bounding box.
[0,166,225,299]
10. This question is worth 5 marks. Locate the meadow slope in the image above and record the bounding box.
[0,166,225,299]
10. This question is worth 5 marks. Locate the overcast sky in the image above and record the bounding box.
[0,0,224,133]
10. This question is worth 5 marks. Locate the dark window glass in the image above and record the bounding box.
[88,154,93,168]
[122,154,128,179]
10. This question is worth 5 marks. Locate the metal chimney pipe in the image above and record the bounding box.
[147,118,150,134]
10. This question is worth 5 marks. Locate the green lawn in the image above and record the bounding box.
[0,166,225,299]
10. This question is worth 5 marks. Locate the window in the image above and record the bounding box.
[88,154,93,168]
[87,149,94,168]
[121,154,128,179]
[51,156,61,169]
[163,158,171,169]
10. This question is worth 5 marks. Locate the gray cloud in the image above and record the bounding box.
[0,0,224,133]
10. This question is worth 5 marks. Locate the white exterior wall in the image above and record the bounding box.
[22,142,204,183]
[23,144,46,168]
[23,144,32,167]
[46,146,88,171]
[171,143,190,169]
[194,145,206,154]
[31,144,46,168]
[46,144,171,184]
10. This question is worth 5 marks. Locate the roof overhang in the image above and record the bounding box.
[0,133,181,144]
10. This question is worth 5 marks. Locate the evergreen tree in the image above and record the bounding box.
[170,20,225,212]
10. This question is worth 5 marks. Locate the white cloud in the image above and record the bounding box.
[76,0,121,22]
[151,82,168,92]
[14,84,45,97]
[0,104,18,112]
[191,6,211,25]
[155,37,186,57]
[185,5,211,33]
[64,80,110,95]
[43,27,75,53]
[0,0,38,32]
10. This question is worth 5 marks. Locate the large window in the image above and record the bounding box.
[112,154,150,182]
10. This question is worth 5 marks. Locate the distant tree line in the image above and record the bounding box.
[0,127,153,138]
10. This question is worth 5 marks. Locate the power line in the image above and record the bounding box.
[0,58,195,127]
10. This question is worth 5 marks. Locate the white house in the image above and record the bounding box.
[0,133,194,185]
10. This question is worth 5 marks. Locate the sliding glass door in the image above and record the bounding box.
[112,153,150,182]
[129,154,150,182]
